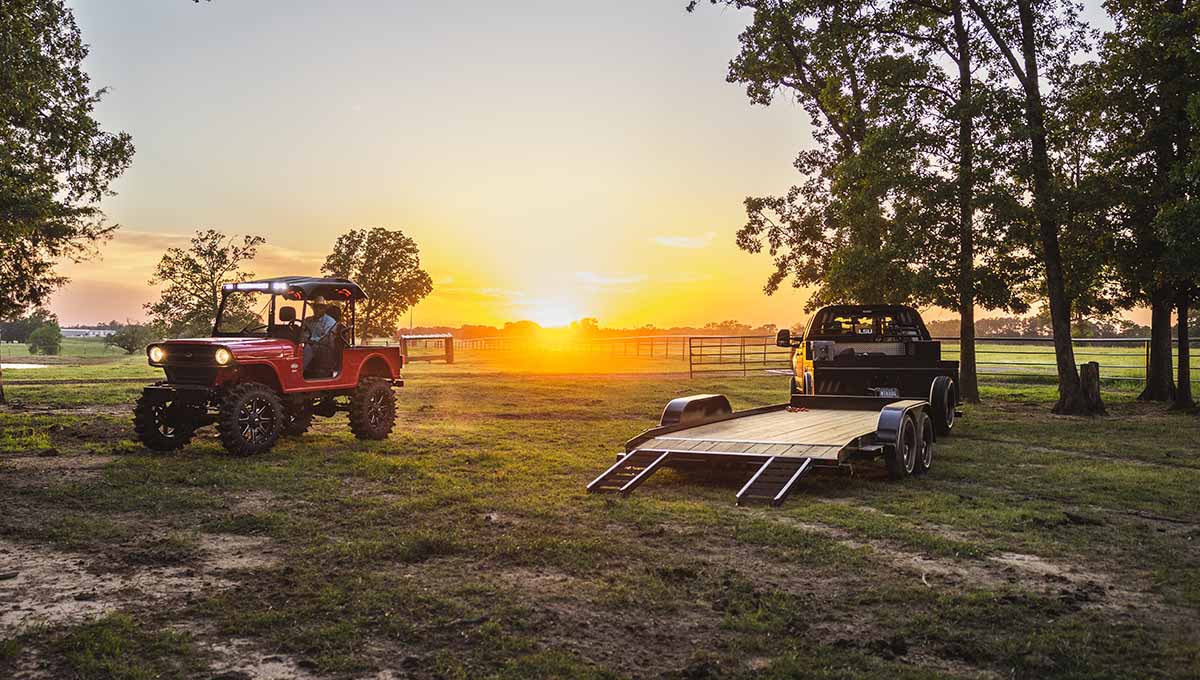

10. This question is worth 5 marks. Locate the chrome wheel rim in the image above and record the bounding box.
[237,397,276,443]
[367,391,389,426]
[902,422,916,473]
[919,425,933,468]
[154,402,179,437]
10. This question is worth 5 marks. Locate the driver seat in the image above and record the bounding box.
[271,306,301,342]
[304,307,343,379]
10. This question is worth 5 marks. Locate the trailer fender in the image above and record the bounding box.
[874,401,926,445]
[660,394,733,427]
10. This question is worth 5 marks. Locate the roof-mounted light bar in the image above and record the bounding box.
[221,282,286,292]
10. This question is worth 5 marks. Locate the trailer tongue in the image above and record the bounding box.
[588,394,934,505]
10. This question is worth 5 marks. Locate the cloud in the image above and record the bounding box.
[651,231,716,249]
[575,271,648,286]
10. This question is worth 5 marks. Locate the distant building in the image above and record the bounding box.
[62,327,116,338]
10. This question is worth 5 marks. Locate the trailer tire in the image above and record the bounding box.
[914,411,933,474]
[217,382,284,456]
[886,413,918,480]
[930,376,956,435]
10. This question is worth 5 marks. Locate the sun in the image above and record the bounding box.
[524,298,583,328]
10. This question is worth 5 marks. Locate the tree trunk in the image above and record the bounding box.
[1139,285,1176,401]
[0,361,5,405]
[1016,0,1089,415]
[1080,362,1106,415]
[1174,289,1194,410]
[952,0,979,404]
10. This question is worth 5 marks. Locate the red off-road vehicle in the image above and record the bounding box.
[133,276,404,455]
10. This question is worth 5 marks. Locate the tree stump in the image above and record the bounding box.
[1080,361,1106,415]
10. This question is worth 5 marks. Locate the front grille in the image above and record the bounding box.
[164,345,218,366]
[165,366,217,385]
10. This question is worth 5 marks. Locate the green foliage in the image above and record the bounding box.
[27,321,61,355]
[0,0,135,319]
[322,227,433,339]
[144,229,265,337]
[104,322,163,355]
[0,308,57,343]
[695,0,1034,316]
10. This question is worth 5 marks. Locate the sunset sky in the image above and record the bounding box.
[51,1,1117,329]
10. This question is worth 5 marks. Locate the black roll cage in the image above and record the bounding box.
[212,291,358,346]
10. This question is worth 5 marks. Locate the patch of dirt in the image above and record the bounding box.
[0,534,277,635]
[0,404,132,417]
[761,513,1161,618]
[206,638,321,680]
[230,489,281,514]
[0,453,114,488]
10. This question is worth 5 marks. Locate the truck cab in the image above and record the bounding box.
[777,305,960,432]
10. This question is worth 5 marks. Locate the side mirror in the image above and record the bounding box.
[279,306,297,322]
[775,329,791,348]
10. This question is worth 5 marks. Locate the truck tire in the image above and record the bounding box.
[350,378,396,440]
[914,411,934,474]
[282,398,313,438]
[217,382,284,456]
[886,413,918,480]
[930,375,956,435]
[133,394,197,451]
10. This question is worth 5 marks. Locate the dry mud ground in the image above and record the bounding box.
[1,370,1198,679]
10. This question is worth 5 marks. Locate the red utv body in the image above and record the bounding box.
[134,276,404,455]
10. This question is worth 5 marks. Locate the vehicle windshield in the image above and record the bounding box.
[214,292,308,337]
[809,308,927,341]
[215,292,273,336]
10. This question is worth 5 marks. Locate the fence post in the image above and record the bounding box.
[688,337,695,378]
[445,336,454,364]
[1144,340,1151,382]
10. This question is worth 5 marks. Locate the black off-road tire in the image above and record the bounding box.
[133,393,198,451]
[886,413,918,480]
[930,375,956,436]
[349,378,396,440]
[914,411,934,475]
[282,398,314,438]
[217,382,284,456]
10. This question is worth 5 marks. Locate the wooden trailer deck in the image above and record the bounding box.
[635,406,881,461]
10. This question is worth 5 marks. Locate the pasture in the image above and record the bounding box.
[1,349,1198,679]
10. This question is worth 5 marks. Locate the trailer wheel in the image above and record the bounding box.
[886,413,918,480]
[930,376,956,435]
[217,382,284,456]
[914,411,934,474]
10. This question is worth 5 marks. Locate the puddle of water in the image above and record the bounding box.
[0,363,48,369]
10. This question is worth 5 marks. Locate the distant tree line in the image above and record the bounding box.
[691,0,1199,413]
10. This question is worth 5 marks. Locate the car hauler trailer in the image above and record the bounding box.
[587,305,961,506]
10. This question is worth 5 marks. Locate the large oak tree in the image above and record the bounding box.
[322,228,433,340]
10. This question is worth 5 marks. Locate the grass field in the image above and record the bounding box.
[1,350,1199,679]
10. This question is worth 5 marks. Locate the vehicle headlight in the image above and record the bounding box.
[214,348,232,365]
[149,345,166,363]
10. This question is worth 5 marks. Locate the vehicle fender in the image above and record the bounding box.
[875,401,926,444]
[660,394,732,427]
[357,352,399,381]
[225,361,284,392]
